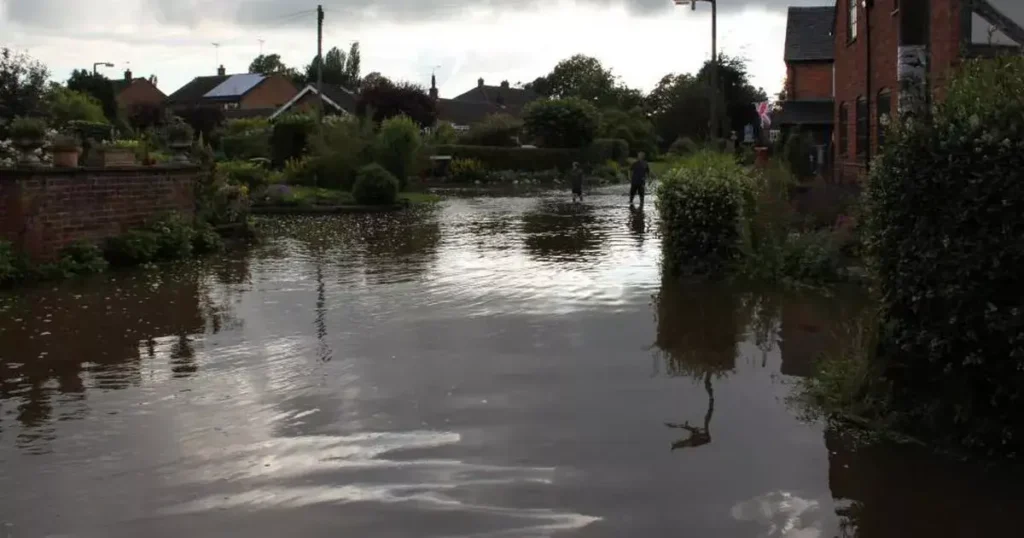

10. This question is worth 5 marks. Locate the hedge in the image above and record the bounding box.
[430,144,583,172]
[588,138,629,165]
[865,56,1024,454]
[271,114,316,166]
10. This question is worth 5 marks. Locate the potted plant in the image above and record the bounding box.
[10,117,47,166]
[88,140,138,167]
[50,133,82,167]
[166,121,195,164]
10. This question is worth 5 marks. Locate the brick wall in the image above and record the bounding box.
[241,74,299,110]
[833,0,966,182]
[0,165,199,260]
[788,61,834,100]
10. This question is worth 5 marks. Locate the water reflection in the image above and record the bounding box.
[628,205,647,249]
[521,201,606,262]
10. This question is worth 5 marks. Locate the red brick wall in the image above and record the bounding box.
[788,62,834,100]
[116,80,166,109]
[0,166,198,261]
[833,0,966,182]
[241,74,299,110]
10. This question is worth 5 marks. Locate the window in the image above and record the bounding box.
[877,89,892,147]
[839,102,849,157]
[848,0,858,42]
[856,97,869,158]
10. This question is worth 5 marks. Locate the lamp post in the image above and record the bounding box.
[92,62,114,76]
[673,0,719,140]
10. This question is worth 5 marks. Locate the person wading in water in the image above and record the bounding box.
[629,152,652,208]
[569,161,584,203]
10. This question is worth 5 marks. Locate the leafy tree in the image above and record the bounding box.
[248,53,304,87]
[526,54,641,110]
[304,42,361,88]
[44,85,107,126]
[598,107,658,157]
[67,69,118,121]
[523,97,599,148]
[0,48,49,129]
[373,115,422,189]
[355,75,436,127]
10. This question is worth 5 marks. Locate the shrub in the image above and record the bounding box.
[523,97,599,148]
[592,160,624,184]
[865,56,1024,454]
[373,115,421,190]
[147,214,194,260]
[165,120,194,145]
[270,113,316,166]
[105,230,161,266]
[588,138,629,165]
[191,221,224,254]
[220,130,271,161]
[56,241,108,275]
[449,158,487,183]
[783,130,816,179]
[460,113,523,147]
[431,145,582,172]
[217,160,270,190]
[305,117,374,190]
[10,116,46,140]
[656,150,754,277]
[352,164,399,205]
[45,87,107,126]
[197,171,251,226]
[431,122,459,145]
[0,240,20,285]
[66,120,114,145]
[668,136,699,156]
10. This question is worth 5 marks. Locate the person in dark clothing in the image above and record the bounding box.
[629,152,652,207]
[569,161,584,203]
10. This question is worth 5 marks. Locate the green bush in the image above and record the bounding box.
[217,160,270,190]
[147,215,194,260]
[523,97,599,148]
[588,138,629,165]
[352,164,399,205]
[56,241,108,276]
[305,117,375,190]
[431,145,582,172]
[865,56,1024,454]
[373,115,422,190]
[220,130,271,161]
[668,136,699,156]
[656,150,754,277]
[270,113,316,166]
[592,160,624,184]
[105,230,161,266]
[449,158,487,183]
[460,113,522,147]
[191,221,224,254]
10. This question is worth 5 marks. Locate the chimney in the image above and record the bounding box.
[124,69,133,82]
[500,80,509,89]
[217,65,226,76]
[429,73,438,100]
[477,77,484,88]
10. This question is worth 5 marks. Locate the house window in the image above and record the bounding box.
[877,89,892,147]
[848,0,858,43]
[856,96,868,158]
[838,102,849,157]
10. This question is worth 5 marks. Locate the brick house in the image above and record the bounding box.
[165,66,300,117]
[269,84,357,119]
[777,6,836,176]
[832,0,1024,182]
[111,69,165,111]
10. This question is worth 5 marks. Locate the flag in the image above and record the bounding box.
[756,101,772,129]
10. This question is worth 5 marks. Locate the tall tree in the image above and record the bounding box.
[248,53,304,87]
[355,75,436,127]
[526,54,639,109]
[44,84,107,126]
[305,42,361,88]
[67,69,118,121]
[0,48,50,127]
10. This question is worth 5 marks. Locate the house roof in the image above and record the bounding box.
[166,75,232,104]
[452,83,538,107]
[204,74,266,99]
[112,78,167,98]
[436,99,508,126]
[785,6,835,62]
[269,84,357,120]
[775,99,834,126]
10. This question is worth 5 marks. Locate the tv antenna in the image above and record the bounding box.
[212,42,221,67]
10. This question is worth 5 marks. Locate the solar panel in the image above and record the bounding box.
[203,74,265,98]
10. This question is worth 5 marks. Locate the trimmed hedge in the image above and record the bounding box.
[431,145,582,172]
[865,56,1024,454]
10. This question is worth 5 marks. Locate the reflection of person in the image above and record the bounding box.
[570,162,584,203]
[629,206,645,236]
[629,152,652,207]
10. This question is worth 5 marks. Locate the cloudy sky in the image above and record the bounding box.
[2,0,831,98]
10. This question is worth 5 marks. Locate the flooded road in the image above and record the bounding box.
[1,187,1021,537]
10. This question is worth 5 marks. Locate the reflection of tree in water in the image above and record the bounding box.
[737,290,783,368]
[522,201,606,262]
[653,280,743,451]
[0,264,238,453]
[354,209,443,283]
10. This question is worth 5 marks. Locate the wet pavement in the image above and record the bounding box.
[1,187,1022,537]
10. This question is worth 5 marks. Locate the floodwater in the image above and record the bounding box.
[1,187,1021,537]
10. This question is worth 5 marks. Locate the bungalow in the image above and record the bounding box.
[112,69,165,111]
[165,65,299,118]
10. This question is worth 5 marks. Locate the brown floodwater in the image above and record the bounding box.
[1,187,1021,537]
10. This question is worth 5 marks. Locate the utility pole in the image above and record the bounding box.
[674,0,719,140]
[317,5,325,122]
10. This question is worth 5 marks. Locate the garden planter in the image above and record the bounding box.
[52,149,80,168]
[168,141,193,164]
[90,148,136,167]
[13,138,44,166]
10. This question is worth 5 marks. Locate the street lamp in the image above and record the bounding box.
[92,62,114,75]
[673,0,719,140]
